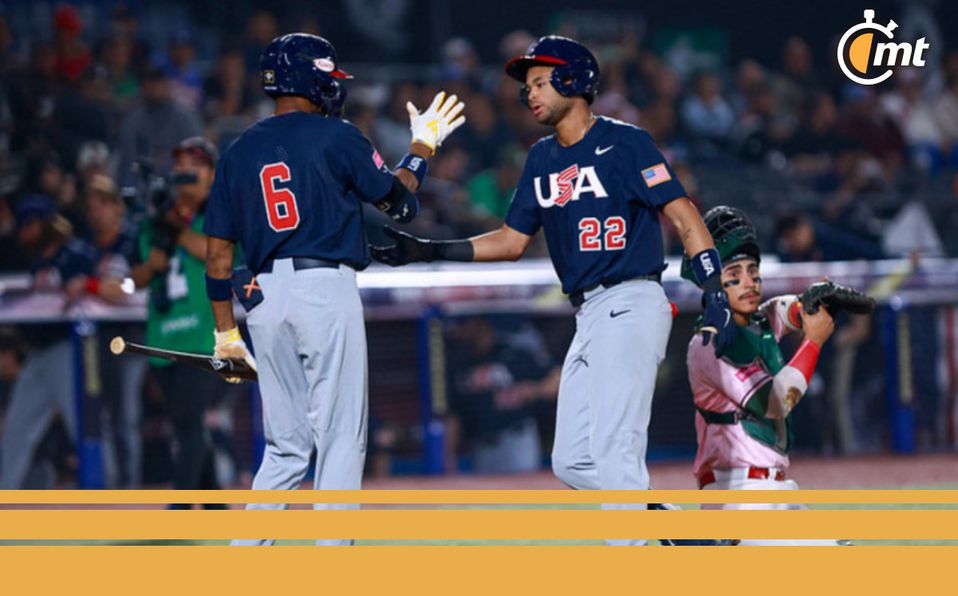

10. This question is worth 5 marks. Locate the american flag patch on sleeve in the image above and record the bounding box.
[641,163,672,188]
[372,149,386,170]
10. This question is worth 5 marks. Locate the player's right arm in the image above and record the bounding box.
[370,143,540,266]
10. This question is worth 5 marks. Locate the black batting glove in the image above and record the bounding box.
[700,274,736,357]
[370,226,440,267]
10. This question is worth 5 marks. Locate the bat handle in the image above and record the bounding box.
[110,337,127,355]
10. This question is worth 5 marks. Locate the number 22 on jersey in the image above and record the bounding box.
[260,162,300,232]
[578,216,626,251]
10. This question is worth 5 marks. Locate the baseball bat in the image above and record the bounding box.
[109,337,258,382]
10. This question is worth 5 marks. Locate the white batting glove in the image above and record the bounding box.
[406,91,466,154]
[213,327,257,384]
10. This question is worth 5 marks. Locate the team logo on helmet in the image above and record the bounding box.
[263,70,275,85]
[314,58,335,73]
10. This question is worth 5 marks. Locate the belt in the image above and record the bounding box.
[259,257,340,274]
[568,273,662,307]
[697,466,786,489]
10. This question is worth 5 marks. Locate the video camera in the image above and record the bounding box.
[121,159,198,255]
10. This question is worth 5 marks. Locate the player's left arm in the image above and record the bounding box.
[205,235,256,382]
[205,236,236,333]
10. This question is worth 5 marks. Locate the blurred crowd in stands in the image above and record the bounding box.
[2,4,957,271]
[0,3,955,485]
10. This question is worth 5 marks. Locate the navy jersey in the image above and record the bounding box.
[204,112,395,273]
[505,117,687,295]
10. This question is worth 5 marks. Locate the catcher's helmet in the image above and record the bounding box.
[260,33,352,117]
[504,35,600,106]
[681,206,761,286]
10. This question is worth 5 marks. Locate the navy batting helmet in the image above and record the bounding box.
[681,206,761,286]
[260,33,353,117]
[504,36,600,105]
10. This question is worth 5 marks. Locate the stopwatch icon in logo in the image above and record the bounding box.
[837,9,929,86]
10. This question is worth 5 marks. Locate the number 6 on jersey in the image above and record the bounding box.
[578,216,626,251]
[260,162,300,231]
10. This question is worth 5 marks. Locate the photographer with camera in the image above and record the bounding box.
[130,137,230,504]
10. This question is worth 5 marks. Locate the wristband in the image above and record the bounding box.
[85,276,101,295]
[789,339,821,383]
[214,327,242,344]
[435,239,474,262]
[690,248,722,286]
[396,153,428,187]
[205,274,233,301]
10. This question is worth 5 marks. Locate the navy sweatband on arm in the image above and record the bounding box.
[690,248,722,286]
[205,274,233,301]
[373,177,420,223]
[396,153,428,187]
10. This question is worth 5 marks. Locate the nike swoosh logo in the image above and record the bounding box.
[595,145,614,156]
[610,309,631,318]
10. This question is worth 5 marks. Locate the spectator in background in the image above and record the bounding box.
[775,211,884,263]
[83,174,144,487]
[115,68,202,186]
[785,92,844,176]
[76,141,112,193]
[440,37,483,90]
[98,37,140,111]
[882,69,946,171]
[445,318,558,474]
[0,328,24,419]
[155,31,203,112]
[458,94,516,171]
[23,153,81,237]
[837,86,905,179]
[243,11,279,75]
[52,5,91,83]
[935,74,958,160]
[108,4,151,75]
[203,46,254,122]
[681,71,735,157]
[466,144,525,221]
[374,83,421,165]
[769,37,818,129]
[6,43,59,156]
[730,60,767,118]
[0,195,123,489]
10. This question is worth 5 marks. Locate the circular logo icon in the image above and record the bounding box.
[837,9,898,85]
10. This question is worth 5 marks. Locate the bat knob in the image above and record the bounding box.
[109,337,126,355]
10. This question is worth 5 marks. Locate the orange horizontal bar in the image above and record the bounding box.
[1,509,957,540]
[3,546,958,594]
[0,489,956,505]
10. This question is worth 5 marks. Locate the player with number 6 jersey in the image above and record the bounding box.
[203,33,465,545]
[371,36,735,544]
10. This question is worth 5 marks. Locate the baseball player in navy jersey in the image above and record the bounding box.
[202,33,465,545]
[373,36,735,545]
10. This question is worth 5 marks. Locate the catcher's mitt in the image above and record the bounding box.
[800,281,876,317]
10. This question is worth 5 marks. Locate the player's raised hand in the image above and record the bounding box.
[213,327,258,384]
[370,226,440,266]
[699,276,737,357]
[406,91,466,154]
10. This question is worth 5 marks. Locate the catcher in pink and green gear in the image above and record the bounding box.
[682,206,874,546]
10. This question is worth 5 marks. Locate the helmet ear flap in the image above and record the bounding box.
[549,59,598,103]
[315,77,346,117]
